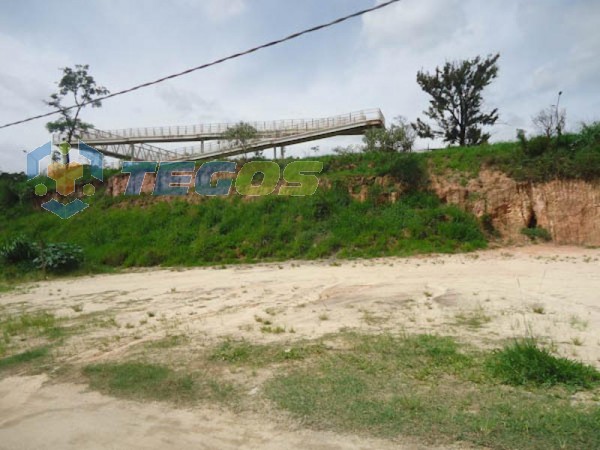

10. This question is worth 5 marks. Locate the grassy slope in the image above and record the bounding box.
[1,129,599,277]
[0,189,485,271]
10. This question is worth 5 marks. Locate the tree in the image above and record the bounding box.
[532,92,566,138]
[222,122,258,157]
[45,64,109,164]
[363,116,416,153]
[413,53,500,147]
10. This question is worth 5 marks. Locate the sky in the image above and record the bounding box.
[0,0,599,172]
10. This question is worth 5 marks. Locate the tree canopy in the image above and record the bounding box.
[363,116,416,153]
[45,64,109,163]
[413,53,500,147]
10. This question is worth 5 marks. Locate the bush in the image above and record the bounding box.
[0,236,39,266]
[520,135,552,157]
[0,173,30,209]
[521,227,552,242]
[0,180,19,208]
[480,213,499,237]
[506,126,600,182]
[363,116,416,153]
[34,243,84,273]
[487,339,600,388]
[575,121,600,147]
[388,154,428,191]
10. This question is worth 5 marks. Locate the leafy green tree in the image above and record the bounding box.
[413,54,500,147]
[45,64,109,163]
[222,122,258,157]
[363,116,416,153]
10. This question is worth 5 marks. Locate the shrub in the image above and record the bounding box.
[363,116,416,153]
[34,243,84,273]
[575,121,600,147]
[388,154,428,191]
[0,236,39,266]
[480,213,499,237]
[573,149,600,181]
[0,180,19,208]
[521,227,552,242]
[487,339,600,388]
[0,173,31,208]
[520,135,552,157]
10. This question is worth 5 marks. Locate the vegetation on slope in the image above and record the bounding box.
[0,187,485,278]
[325,123,600,182]
[1,123,599,280]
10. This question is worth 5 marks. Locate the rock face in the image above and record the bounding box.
[430,169,600,246]
[106,173,157,196]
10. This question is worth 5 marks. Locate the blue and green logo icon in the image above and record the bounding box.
[27,141,103,219]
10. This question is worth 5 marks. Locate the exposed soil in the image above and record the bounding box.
[1,245,599,449]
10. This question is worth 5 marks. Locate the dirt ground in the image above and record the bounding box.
[0,245,599,449]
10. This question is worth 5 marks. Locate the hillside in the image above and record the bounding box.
[1,125,599,281]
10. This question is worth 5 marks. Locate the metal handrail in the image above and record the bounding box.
[78,109,384,142]
[52,128,179,161]
[54,109,384,161]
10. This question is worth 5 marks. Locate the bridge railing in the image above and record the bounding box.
[78,108,384,142]
[171,109,384,158]
[52,128,179,161]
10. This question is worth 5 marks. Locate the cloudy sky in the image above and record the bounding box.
[0,0,598,171]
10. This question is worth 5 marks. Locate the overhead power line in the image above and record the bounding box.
[0,0,400,131]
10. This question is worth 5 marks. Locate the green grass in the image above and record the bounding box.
[1,125,598,276]
[144,334,188,349]
[454,308,492,329]
[0,346,50,370]
[0,283,17,294]
[210,339,326,366]
[0,311,63,344]
[321,128,600,183]
[83,362,236,404]
[257,333,600,450]
[521,227,552,242]
[0,312,64,368]
[486,339,600,389]
[0,189,487,271]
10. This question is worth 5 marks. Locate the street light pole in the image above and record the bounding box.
[555,91,563,136]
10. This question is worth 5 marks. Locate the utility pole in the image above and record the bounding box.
[555,91,563,136]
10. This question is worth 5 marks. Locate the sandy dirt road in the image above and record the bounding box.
[0,245,598,449]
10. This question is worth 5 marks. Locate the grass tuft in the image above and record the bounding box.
[0,346,50,370]
[210,339,325,366]
[83,362,236,404]
[486,339,600,388]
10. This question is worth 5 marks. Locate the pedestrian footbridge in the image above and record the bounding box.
[56,109,385,161]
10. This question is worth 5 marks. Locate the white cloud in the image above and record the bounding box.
[1,1,599,171]
[204,0,246,21]
[0,32,71,172]
[172,0,247,21]
[155,85,221,119]
[362,0,467,51]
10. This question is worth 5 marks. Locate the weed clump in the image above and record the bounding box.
[486,339,600,388]
[521,227,552,242]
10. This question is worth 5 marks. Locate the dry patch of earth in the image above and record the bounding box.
[1,245,599,449]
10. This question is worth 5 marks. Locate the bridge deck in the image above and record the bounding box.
[56,109,385,161]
